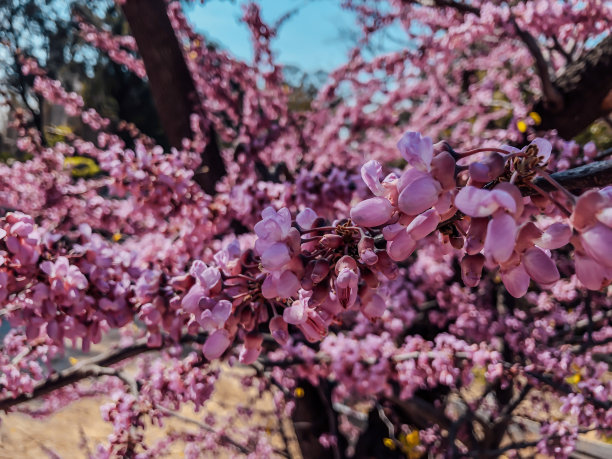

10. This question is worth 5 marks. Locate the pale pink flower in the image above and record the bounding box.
[397,131,434,171]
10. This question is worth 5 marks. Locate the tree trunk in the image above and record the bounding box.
[121,0,225,193]
[533,34,612,139]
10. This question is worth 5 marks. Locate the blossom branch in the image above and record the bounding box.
[0,334,208,412]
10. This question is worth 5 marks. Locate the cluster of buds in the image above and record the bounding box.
[348,132,612,297]
[169,132,612,355]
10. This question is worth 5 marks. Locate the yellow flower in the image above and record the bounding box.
[517,120,528,133]
[565,372,581,385]
[403,430,420,448]
[382,437,396,450]
[112,233,122,242]
[529,111,542,125]
[69,357,79,365]
[64,156,101,178]
[294,387,305,398]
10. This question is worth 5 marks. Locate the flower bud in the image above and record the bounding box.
[270,316,290,346]
[320,234,343,249]
[461,254,485,287]
[311,259,331,284]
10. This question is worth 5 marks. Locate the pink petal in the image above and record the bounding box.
[361,294,386,321]
[571,190,604,230]
[386,229,416,261]
[397,131,433,171]
[296,208,318,230]
[269,316,289,346]
[211,300,232,325]
[537,223,571,250]
[461,254,485,287]
[484,212,516,263]
[501,264,530,298]
[261,242,291,270]
[430,151,456,190]
[203,329,231,360]
[283,301,307,324]
[397,176,440,215]
[529,138,552,164]
[494,182,524,217]
[484,189,517,215]
[361,160,385,196]
[465,217,488,255]
[575,254,612,290]
[454,187,494,217]
[515,222,543,253]
[239,346,261,365]
[382,223,405,241]
[523,247,560,284]
[406,209,440,240]
[350,197,394,227]
[261,275,279,299]
[182,284,206,314]
[276,270,300,298]
[596,207,612,228]
[580,223,612,268]
[468,153,505,182]
[397,168,429,193]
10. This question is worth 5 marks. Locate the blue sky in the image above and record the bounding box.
[183,0,408,73]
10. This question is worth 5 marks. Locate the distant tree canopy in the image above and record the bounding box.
[0,0,166,147]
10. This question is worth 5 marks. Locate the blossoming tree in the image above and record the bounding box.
[0,0,611,457]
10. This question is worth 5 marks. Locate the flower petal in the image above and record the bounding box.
[523,247,560,284]
[350,197,394,227]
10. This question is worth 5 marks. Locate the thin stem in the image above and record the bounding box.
[223,273,257,282]
[300,236,323,243]
[527,182,572,217]
[155,405,252,454]
[536,167,576,203]
[455,147,512,158]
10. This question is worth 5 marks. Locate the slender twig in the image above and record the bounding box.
[454,147,513,158]
[527,181,572,217]
[155,405,253,455]
[536,167,577,203]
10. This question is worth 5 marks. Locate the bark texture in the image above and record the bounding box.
[121,0,225,193]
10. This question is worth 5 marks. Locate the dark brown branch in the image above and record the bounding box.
[120,0,225,193]
[404,0,480,16]
[511,17,563,111]
[530,159,612,193]
[551,36,573,64]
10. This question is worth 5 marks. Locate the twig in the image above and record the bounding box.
[155,405,252,455]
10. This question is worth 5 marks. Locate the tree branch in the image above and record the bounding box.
[530,159,612,193]
[404,0,480,16]
[511,17,563,111]
[120,0,225,193]
[0,334,207,412]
